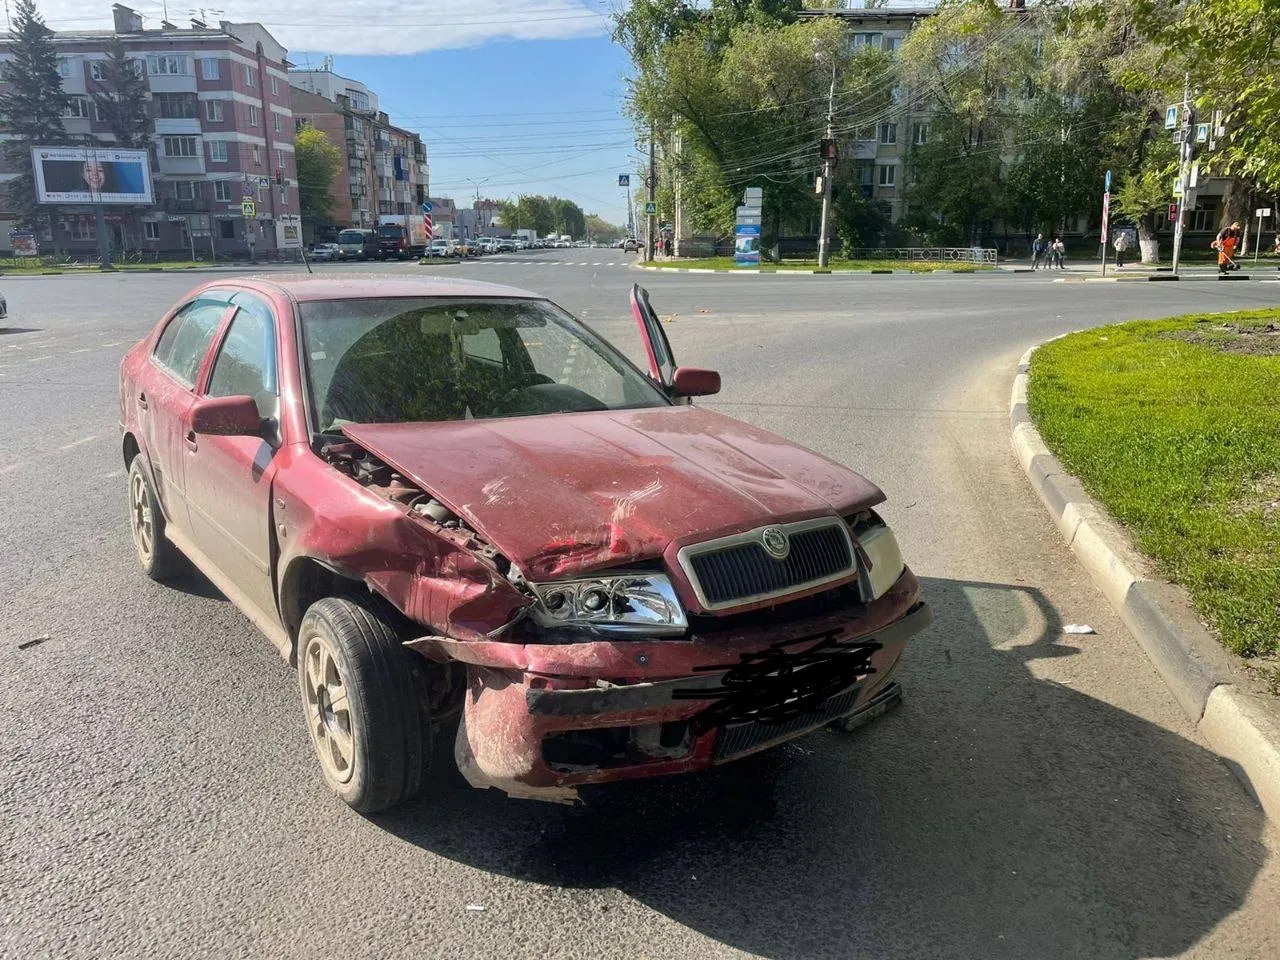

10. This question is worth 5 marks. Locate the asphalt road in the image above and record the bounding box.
[4,250,1280,959]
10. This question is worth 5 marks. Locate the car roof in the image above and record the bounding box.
[223,274,544,303]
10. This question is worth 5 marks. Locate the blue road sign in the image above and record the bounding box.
[421,201,433,213]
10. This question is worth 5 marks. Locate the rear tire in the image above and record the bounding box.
[297,596,433,813]
[127,454,183,581]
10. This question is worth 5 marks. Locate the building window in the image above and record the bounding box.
[144,221,161,240]
[148,54,189,76]
[243,64,255,87]
[884,36,902,54]
[205,99,224,122]
[156,93,198,119]
[62,96,90,119]
[219,219,236,239]
[851,33,882,50]
[347,89,370,111]
[890,86,902,104]
[174,180,199,201]
[163,136,198,158]
[294,117,308,132]
[273,112,281,134]
[70,218,96,241]
[92,100,108,123]
[280,187,287,206]
[1191,204,1218,232]
[101,58,144,80]
[249,105,260,127]
[90,61,105,81]
[276,148,285,170]
[201,57,220,80]
[56,58,76,78]
[215,180,234,202]
[877,164,896,187]
[913,122,930,146]
[879,123,897,145]
[252,145,262,166]
[208,140,228,162]
[270,74,279,96]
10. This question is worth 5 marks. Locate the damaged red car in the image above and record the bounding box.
[119,275,930,811]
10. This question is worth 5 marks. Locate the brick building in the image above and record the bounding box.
[0,5,302,258]
[289,67,429,238]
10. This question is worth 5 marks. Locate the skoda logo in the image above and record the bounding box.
[761,527,790,560]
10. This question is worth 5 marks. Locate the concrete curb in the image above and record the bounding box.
[1012,343,1280,820]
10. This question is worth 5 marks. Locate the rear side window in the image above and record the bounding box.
[207,293,278,418]
[153,299,228,387]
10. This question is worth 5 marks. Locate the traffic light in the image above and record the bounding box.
[275,169,283,185]
[1168,203,1179,222]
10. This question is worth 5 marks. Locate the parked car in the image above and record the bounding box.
[622,237,642,253]
[425,240,451,258]
[119,275,927,812]
[336,228,378,261]
[496,238,517,253]
[0,290,7,320]
[308,243,340,262]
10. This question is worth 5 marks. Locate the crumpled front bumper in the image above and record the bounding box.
[407,568,930,802]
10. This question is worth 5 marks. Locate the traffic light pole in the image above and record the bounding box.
[817,62,836,269]
[1171,75,1192,278]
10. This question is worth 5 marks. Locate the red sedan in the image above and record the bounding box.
[119,275,930,811]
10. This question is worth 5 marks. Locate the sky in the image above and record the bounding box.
[36,0,641,224]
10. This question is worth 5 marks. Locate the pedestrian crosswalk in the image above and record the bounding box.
[458,259,624,267]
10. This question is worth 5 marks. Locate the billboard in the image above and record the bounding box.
[31,146,153,205]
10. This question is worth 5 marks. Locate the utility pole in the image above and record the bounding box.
[646,123,656,261]
[817,59,836,269]
[1171,74,1194,278]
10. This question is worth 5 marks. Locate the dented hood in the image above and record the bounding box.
[343,405,884,581]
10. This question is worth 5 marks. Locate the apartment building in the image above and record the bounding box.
[290,68,429,235]
[0,5,302,258]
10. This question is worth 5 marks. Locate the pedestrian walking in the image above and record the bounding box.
[1051,238,1066,269]
[1212,221,1242,274]
[1031,233,1047,270]
[1113,231,1130,267]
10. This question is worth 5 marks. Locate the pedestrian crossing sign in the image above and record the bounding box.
[241,200,256,218]
[644,201,657,216]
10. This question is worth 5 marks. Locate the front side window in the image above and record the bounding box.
[153,299,228,387]
[300,298,668,432]
[207,294,278,419]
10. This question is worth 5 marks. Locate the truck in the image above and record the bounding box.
[376,214,430,260]
[516,229,537,244]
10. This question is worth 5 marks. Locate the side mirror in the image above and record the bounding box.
[190,395,264,437]
[670,366,721,398]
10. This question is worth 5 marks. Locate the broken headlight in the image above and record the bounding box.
[530,573,687,635]
[857,522,905,601]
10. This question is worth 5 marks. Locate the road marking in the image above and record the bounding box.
[70,347,93,354]
[58,434,97,451]
[102,468,124,479]
[101,340,127,347]
[25,355,52,363]
[592,262,602,266]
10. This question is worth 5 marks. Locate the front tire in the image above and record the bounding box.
[127,454,183,581]
[297,596,433,813]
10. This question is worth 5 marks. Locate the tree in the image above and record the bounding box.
[584,213,624,242]
[88,38,151,148]
[905,109,1005,244]
[0,0,70,220]
[294,125,342,225]
[1169,0,1280,192]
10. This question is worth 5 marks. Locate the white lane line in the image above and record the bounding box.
[25,355,53,363]
[70,347,93,354]
[58,434,97,451]
[101,340,127,347]
[592,262,602,266]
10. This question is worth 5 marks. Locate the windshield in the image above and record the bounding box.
[377,225,403,238]
[300,297,668,432]
[338,230,365,244]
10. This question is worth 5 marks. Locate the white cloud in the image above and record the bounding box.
[40,1,611,56]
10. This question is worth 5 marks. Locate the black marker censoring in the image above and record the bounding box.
[673,627,882,732]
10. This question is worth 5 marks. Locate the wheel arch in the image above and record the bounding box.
[278,556,369,662]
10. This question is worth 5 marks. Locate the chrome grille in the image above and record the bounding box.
[679,518,857,611]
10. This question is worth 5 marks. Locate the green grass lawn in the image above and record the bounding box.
[0,259,215,275]
[1029,309,1280,660]
[643,257,988,273]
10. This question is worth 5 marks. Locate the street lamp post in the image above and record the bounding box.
[816,56,836,269]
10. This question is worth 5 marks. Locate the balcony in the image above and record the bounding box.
[161,198,211,214]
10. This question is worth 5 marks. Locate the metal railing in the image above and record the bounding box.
[842,246,999,264]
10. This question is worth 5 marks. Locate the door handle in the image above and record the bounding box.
[137,391,148,410]
[184,429,198,451]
